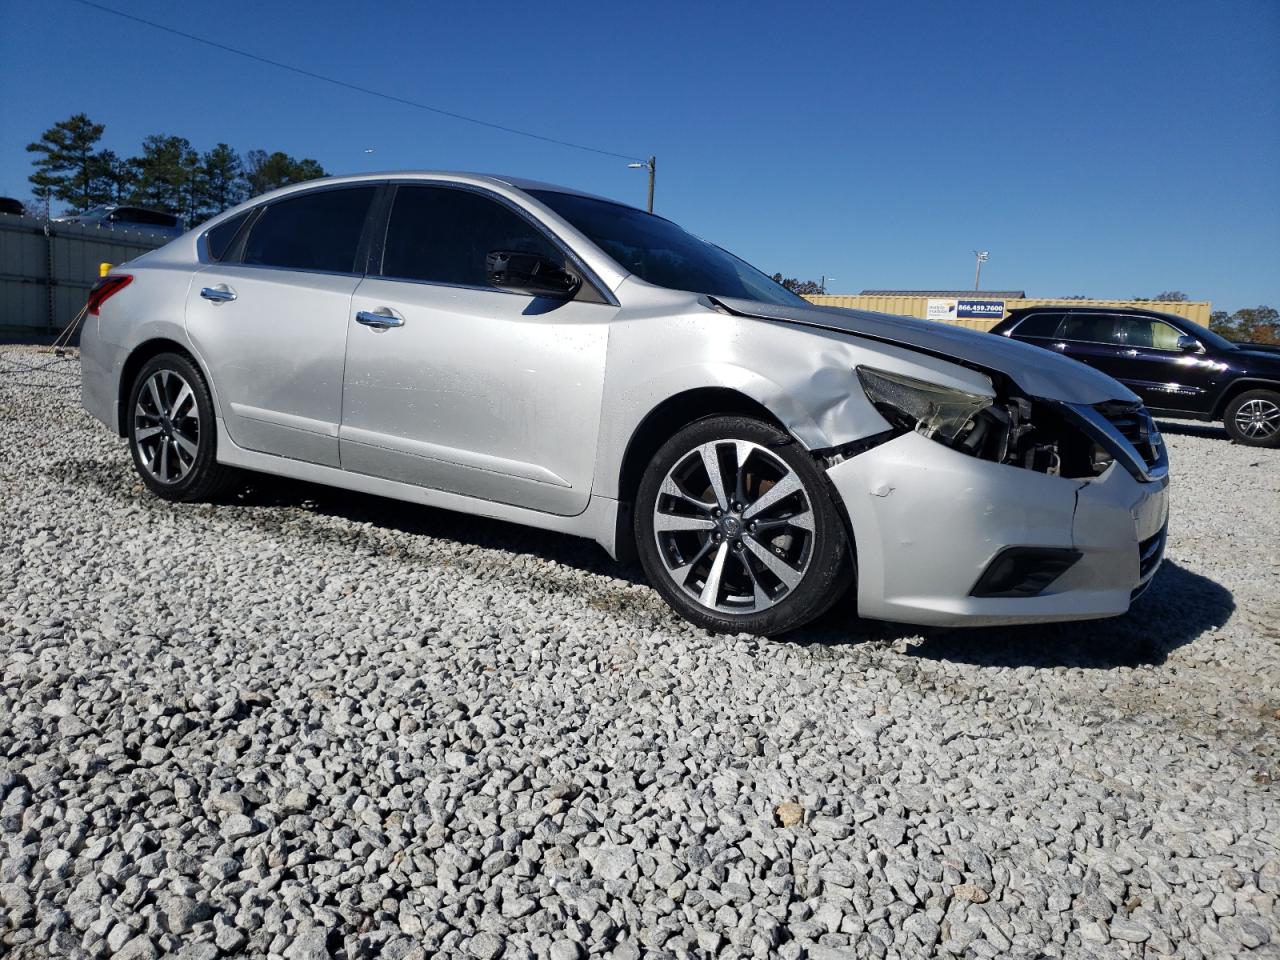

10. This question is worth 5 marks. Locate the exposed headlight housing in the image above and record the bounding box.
[856,365,1118,479]
[856,367,994,443]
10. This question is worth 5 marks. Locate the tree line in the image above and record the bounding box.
[25,113,328,226]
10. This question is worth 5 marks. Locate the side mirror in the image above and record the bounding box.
[1176,335,1202,353]
[486,250,580,299]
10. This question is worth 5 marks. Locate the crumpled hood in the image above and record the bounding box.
[712,297,1138,406]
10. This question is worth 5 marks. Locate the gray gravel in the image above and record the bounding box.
[2,345,1278,959]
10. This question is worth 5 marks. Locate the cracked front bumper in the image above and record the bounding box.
[827,431,1169,626]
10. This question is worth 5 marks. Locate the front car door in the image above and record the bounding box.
[185,185,378,467]
[340,183,616,516]
[1110,314,1220,413]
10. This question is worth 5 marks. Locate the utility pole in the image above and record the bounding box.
[628,156,656,212]
[973,250,989,291]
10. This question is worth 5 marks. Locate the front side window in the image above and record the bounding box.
[528,190,807,307]
[1116,317,1185,350]
[1060,313,1120,345]
[379,185,561,287]
[242,186,376,273]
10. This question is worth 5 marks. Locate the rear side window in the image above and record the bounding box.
[204,212,250,261]
[1061,313,1120,344]
[1012,312,1064,338]
[379,185,560,287]
[243,187,376,273]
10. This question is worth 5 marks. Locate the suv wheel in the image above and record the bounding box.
[634,415,852,636]
[127,352,240,500]
[1224,389,1280,447]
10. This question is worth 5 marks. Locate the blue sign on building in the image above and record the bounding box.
[956,299,1005,319]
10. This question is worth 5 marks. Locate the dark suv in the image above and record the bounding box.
[991,306,1280,447]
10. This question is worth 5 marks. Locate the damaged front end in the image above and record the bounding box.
[853,365,1167,483]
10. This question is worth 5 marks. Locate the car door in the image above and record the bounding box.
[1056,312,1128,381]
[185,185,378,467]
[340,183,616,516]
[1111,315,1219,412]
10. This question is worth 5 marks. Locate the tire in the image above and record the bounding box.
[126,352,240,501]
[634,415,852,636]
[1223,389,1280,448]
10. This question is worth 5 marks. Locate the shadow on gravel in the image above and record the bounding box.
[880,561,1235,669]
[1154,419,1229,441]
[49,458,1237,664]
[228,473,650,585]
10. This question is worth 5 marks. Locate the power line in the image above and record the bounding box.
[65,0,642,162]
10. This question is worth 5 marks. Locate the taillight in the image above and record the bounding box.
[86,274,133,315]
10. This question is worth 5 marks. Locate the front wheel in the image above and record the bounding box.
[634,415,852,636]
[126,352,240,501]
[1223,389,1280,447]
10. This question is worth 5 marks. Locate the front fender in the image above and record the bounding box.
[591,301,997,501]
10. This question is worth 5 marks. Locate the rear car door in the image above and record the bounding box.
[339,183,616,516]
[185,185,378,467]
[1111,315,1219,413]
[1057,313,1127,380]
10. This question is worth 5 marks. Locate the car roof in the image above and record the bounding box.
[1007,304,1188,324]
[254,170,635,209]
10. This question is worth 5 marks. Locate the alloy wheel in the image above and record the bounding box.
[1233,398,1280,440]
[133,369,200,484]
[652,439,815,614]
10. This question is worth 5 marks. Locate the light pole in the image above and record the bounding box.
[627,156,656,213]
[820,275,836,293]
[973,250,989,291]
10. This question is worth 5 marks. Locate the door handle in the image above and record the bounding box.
[200,286,236,303]
[355,309,404,330]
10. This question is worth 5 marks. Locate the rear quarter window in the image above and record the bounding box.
[204,212,251,261]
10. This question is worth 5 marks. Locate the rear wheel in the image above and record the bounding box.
[127,352,240,501]
[634,415,851,636]
[1223,389,1280,447]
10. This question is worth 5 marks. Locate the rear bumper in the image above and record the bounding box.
[827,432,1169,626]
[79,313,124,433]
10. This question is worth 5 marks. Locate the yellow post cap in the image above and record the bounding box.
[99,262,113,277]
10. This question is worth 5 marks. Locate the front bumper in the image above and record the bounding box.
[828,431,1168,626]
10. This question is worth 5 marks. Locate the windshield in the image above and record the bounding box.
[528,190,807,307]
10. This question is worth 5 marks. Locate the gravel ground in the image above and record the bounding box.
[1,345,1278,960]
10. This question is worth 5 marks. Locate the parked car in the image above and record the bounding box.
[991,306,1280,447]
[0,197,26,216]
[54,204,184,238]
[79,172,1169,635]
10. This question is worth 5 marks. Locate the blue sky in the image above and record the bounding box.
[2,0,1277,312]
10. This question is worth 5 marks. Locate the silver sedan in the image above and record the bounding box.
[80,172,1169,635]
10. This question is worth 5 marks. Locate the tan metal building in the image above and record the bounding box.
[803,290,1212,333]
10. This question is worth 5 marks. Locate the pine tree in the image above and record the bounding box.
[26,113,106,213]
[128,135,199,222]
[193,144,247,222]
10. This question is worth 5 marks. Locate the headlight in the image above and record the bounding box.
[856,366,994,442]
[856,364,1122,480]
